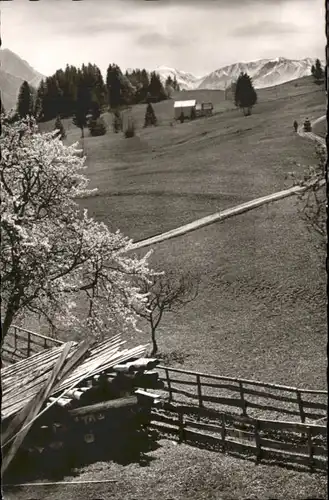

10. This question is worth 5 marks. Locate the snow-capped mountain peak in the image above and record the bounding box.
[154,57,324,91]
[154,66,203,90]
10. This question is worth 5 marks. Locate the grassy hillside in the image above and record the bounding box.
[14,75,327,500]
[38,76,326,389]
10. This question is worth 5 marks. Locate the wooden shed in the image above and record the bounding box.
[174,99,197,120]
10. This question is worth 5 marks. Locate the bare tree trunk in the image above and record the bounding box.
[1,307,16,347]
[151,328,158,356]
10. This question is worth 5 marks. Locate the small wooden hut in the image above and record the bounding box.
[174,99,197,120]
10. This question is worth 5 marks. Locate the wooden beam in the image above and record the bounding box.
[1,341,73,474]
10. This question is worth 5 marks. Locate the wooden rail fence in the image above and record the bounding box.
[149,403,327,472]
[157,366,327,423]
[1,325,64,364]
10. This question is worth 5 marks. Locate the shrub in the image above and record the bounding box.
[54,116,66,140]
[88,117,107,136]
[124,118,136,138]
[144,103,157,127]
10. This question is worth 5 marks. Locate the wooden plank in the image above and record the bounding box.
[241,386,300,404]
[158,376,196,387]
[149,420,179,435]
[52,339,94,390]
[151,412,179,425]
[260,437,308,455]
[158,366,327,395]
[304,411,326,420]
[196,381,241,392]
[1,342,73,474]
[260,448,328,470]
[1,344,72,442]
[258,419,327,435]
[5,341,144,438]
[69,396,138,417]
[183,427,256,454]
[9,326,64,346]
[184,419,223,434]
[202,394,244,408]
[244,400,301,416]
[301,401,327,410]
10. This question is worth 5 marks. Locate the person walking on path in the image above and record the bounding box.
[293,120,298,132]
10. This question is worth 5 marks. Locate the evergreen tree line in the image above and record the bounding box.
[16,63,177,123]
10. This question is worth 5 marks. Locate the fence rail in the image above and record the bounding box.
[1,325,64,364]
[149,403,327,472]
[157,366,327,423]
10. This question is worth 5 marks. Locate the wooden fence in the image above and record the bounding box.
[149,403,327,472]
[1,325,64,364]
[157,366,327,423]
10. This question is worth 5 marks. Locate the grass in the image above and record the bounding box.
[24,76,328,498]
[4,439,327,500]
[40,76,327,389]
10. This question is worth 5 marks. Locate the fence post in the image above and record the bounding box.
[165,369,173,403]
[196,374,203,409]
[239,381,247,416]
[307,426,314,471]
[254,420,262,463]
[296,390,305,423]
[221,414,226,452]
[178,411,185,443]
[296,389,306,439]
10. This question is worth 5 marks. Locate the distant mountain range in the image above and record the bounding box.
[155,57,325,91]
[0,48,44,111]
[0,49,324,111]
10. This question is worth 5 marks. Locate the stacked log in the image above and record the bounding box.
[1,337,163,478]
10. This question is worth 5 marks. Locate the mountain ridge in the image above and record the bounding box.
[155,57,325,91]
[0,49,324,111]
[0,48,45,111]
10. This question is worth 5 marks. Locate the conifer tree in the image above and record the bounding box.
[17,81,33,118]
[72,82,89,138]
[106,64,123,109]
[144,103,157,127]
[148,72,168,102]
[312,59,324,84]
[234,72,257,116]
[172,75,180,91]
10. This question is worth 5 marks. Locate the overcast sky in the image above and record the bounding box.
[1,0,325,77]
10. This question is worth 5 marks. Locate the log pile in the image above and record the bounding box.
[1,335,163,477]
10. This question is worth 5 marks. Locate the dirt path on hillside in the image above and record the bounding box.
[130,116,326,251]
[297,115,326,147]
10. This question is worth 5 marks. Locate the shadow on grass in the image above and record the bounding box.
[3,428,161,485]
[154,428,327,476]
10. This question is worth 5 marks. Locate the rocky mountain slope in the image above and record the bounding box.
[0,48,44,111]
[155,57,324,91]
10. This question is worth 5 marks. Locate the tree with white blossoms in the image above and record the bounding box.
[0,114,155,342]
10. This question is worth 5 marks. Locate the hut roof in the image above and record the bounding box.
[174,100,197,108]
